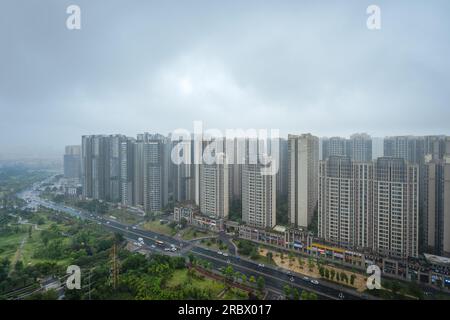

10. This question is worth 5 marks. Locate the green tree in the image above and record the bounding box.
[308,257,314,271]
[257,276,265,292]
[292,288,300,300]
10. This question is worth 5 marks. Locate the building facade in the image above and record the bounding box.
[288,134,319,228]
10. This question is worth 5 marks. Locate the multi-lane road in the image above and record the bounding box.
[18,187,367,301]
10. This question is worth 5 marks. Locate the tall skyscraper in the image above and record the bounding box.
[349,133,372,162]
[120,139,135,207]
[142,134,169,213]
[424,156,450,257]
[288,133,319,228]
[82,135,126,201]
[318,156,419,259]
[64,145,81,180]
[322,137,347,160]
[275,138,288,197]
[322,134,372,162]
[199,139,229,219]
[172,137,196,203]
[318,156,372,248]
[242,139,276,229]
[373,157,419,258]
[383,136,425,164]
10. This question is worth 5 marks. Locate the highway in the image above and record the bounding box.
[18,187,366,301]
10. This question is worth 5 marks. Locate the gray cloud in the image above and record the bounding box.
[1,0,449,158]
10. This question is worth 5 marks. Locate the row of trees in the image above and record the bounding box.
[318,266,356,286]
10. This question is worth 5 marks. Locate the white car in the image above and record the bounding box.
[258,263,265,268]
[132,226,137,230]
[151,245,156,249]
[138,237,144,243]
[164,248,171,251]
[303,276,309,281]
[217,251,223,255]
[223,253,229,257]
[310,280,319,285]
[106,221,110,224]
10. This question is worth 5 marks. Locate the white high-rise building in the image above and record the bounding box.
[288,133,319,228]
[241,138,276,229]
[318,156,419,259]
[199,139,229,219]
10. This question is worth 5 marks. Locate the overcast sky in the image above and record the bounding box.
[1,0,449,158]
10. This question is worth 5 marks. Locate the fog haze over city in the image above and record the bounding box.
[1,0,450,159]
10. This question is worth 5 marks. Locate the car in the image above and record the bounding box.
[310,280,319,285]
[290,277,294,282]
[106,221,110,224]
[226,259,231,264]
[302,276,309,281]
[338,292,345,299]
[258,263,265,268]
[217,251,223,255]
[132,226,137,230]
[171,247,177,252]
[287,271,291,275]
[164,248,171,251]
[150,245,156,249]
[138,237,144,243]
[223,253,229,257]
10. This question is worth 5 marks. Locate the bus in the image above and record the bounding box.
[155,240,164,246]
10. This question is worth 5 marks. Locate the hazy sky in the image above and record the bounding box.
[1,0,450,158]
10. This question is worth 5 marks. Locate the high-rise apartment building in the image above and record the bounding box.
[373,158,419,259]
[383,136,425,164]
[424,156,450,257]
[241,139,276,229]
[322,137,348,160]
[141,134,169,213]
[199,139,229,219]
[288,133,319,228]
[120,139,135,207]
[322,134,372,162]
[82,135,126,201]
[349,133,372,162]
[318,157,373,248]
[64,145,81,180]
[318,156,419,259]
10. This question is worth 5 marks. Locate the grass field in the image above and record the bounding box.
[181,227,214,241]
[109,209,143,225]
[166,269,225,297]
[142,220,176,236]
